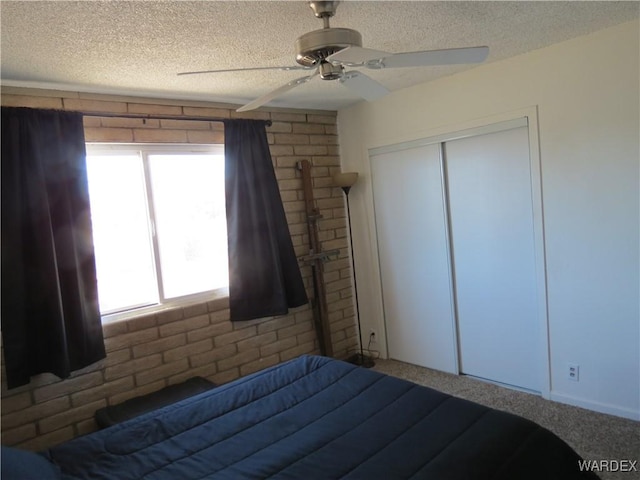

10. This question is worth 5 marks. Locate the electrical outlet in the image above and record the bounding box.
[568,363,580,382]
[369,330,376,344]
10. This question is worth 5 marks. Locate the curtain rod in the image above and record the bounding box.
[81,110,272,126]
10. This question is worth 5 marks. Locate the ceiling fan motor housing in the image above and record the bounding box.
[295,28,362,67]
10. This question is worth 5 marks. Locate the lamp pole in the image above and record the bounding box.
[335,174,374,368]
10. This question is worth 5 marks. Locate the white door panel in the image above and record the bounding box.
[445,126,540,391]
[371,144,457,373]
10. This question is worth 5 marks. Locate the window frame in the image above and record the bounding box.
[85,143,229,324]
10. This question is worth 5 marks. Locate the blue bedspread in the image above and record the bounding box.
[45,355,596,479]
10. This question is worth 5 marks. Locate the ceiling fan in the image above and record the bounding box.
[178,1,489,112]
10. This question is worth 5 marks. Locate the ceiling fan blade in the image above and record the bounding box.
[339,71,389,102]
[368,46,489,69]
[236,72,317,112]
[326,46,391,66]
[178,65,313,76]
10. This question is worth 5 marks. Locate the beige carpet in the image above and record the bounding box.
[372,358,639,480]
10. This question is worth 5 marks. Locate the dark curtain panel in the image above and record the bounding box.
[224,119,308,321]
[1,107,105,389]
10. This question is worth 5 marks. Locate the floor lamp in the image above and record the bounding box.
[333,172,375,368]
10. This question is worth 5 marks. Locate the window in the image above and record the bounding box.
[85,144,228,317]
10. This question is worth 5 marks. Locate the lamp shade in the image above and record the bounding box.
[333,172,358,188]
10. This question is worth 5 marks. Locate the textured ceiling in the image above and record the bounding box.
[1,1,638,111]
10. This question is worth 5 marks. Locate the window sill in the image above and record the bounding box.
[101,287,229,325]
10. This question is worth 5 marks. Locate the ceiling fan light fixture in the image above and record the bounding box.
[319,61,343,80]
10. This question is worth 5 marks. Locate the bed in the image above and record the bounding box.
[5,355,598,479]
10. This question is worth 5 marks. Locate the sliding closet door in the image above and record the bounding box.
[445,126,540,391]
[371,144,457,373]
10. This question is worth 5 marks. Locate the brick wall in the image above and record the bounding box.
[0,88,358,450]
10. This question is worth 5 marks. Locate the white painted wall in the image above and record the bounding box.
[337,21,639,420]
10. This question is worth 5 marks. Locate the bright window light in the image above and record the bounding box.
[85,145,228,315]
[148,154,228,298]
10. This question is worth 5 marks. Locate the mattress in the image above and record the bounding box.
[44,355,598,479]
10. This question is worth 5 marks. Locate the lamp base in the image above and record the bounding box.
[346,352,375,368]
